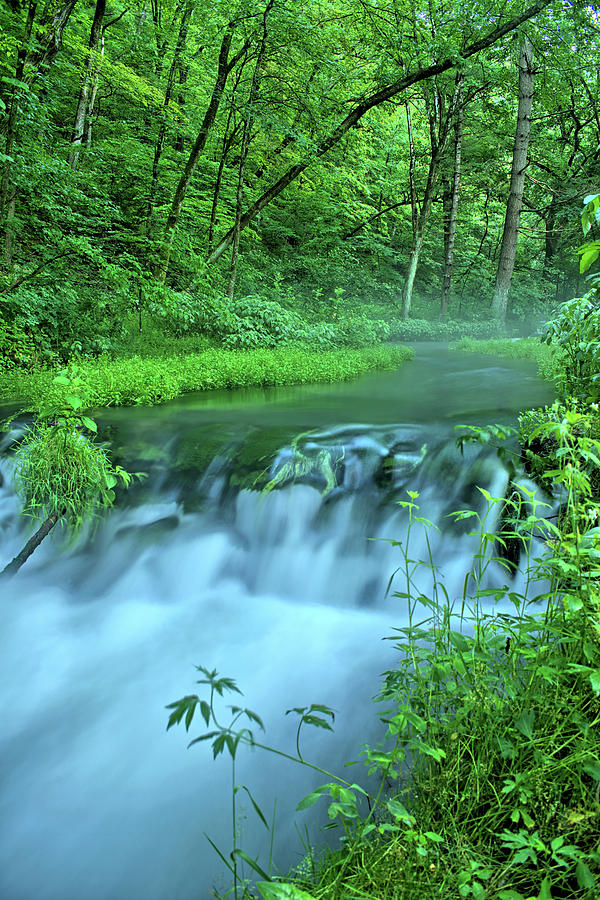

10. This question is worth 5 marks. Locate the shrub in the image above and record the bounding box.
[542,290,600,400]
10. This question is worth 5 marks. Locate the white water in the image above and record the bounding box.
[0,349,553,900]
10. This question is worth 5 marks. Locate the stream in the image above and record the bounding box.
[0,344,553,900]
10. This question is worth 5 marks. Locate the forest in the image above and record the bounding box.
[0,0,597,371]
[2,1,600,900]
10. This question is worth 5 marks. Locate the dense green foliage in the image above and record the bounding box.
[0,0,598,366]
[2,0,600,893]
[453,336,555,367]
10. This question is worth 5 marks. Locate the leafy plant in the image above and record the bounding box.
[541,292,600,401]
[2,370,141,576]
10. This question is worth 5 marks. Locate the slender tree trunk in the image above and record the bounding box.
[543,200,558,275]
[85,30,104,146]
[1,511,60,578]
[68,0,106,169]
[208,119,240,249]
[25,0,78,85]
[405,91,418,242]
[1,0,37,269]
[156,24,248,281]
[206,1,551,267]
[227,0,274,299]
[491,38,535,322]
[175,60,188,152]
[440,73,464,318]
[400,80,461,318]
[133,0,148,49]
[146,0,193,228]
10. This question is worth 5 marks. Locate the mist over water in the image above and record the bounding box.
[0,346,553,900]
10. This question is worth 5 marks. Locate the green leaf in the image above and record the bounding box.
[165,695,199,731]
[296,785,328,811]
[576,860,595,890]
[239,785,269,828]
[81,416,97,432]
[583,761,600,780]
[233,848,271,881]
[187,731,220,747]
[65,394,83,410]
[537,876,552,900]
[387,798,415,824]
[515,709,535,740]
[448,630,469,652]
[579,245,600,274]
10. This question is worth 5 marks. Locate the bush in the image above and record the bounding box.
[542,290,600,400]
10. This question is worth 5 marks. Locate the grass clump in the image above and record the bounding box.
[14,418,128,526]
[0,345,413,410]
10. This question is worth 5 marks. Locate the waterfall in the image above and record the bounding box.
[0,419,528,900]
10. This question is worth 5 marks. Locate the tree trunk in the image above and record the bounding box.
[1,0,37,269]
[84,30,104,146]
[543,200,558,275]
[156,25,248,281]
[25,0,78,85]
[68,0,106,169]
[146,0,193,229]
[491,38,535,323]
[1,511,60,578]
[400,158,437,318]
[175,60,188,152]
[405,91,418,242]
[440,73,464,318]
[209,119,240,249]
[206,1,551,267]
[400,79,462,319]
[227,0,274,299]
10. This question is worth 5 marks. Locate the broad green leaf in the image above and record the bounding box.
[81,416,97,432]
[576,860,595,890]
[296,785,328,811]
[589,670,600,694]
[537,876,552,900]
[65,394,83,410]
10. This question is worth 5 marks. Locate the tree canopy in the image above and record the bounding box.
[0,0,598,359]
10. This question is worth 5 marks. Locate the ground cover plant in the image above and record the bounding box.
[0,345,413,410]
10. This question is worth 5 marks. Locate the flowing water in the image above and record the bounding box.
[0,345,553,900]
